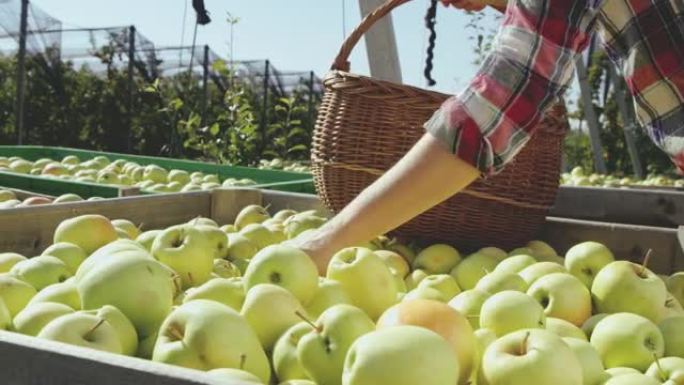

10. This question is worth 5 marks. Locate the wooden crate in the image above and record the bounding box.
[0,187,682,384]
[551,186,684,227]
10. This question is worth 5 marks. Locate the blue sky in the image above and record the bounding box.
[31,0,500,94]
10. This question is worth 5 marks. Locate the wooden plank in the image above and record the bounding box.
[541,217,682,274]
[0,331,252,385]
[551,186,684,227]
[0,192,211,256]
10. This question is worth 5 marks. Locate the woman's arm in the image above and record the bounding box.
[299,134,480,273]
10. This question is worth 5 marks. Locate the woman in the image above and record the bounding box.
[298,0,684,273]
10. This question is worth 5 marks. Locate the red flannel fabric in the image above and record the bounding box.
[425,0,684,175]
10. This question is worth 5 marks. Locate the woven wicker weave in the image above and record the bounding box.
[311,0,569,249]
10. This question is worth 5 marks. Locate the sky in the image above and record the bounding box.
[29,0,500,94]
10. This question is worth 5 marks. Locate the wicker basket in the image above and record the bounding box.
[311,0,569,250]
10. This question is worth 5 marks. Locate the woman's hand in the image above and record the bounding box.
[439,0,507,12]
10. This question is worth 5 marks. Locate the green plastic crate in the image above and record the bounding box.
[0,171,135,198]
[0,145,315,194]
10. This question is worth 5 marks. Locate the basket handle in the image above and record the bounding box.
[331,0,507,72]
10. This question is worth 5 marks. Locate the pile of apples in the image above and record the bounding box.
[0,189,104,209]
[562,167,684,189]
[0,155,257,193]
[258,158,311,174]
[0,204,683,385]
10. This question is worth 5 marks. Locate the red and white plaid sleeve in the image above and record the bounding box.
[425,1,600,175]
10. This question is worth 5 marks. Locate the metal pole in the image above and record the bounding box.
[15,0,29,145]
[127,25,136,153]
[609,65,644,178]
[307,71,315,132]
[575,56,608,174]
[260,60,270,150]
[201,44,209,126]
[358,0,402,83]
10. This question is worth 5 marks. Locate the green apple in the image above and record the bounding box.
[0,297,10,330]
[412,244,461,274]
[152,299,270,383]
[562,338,606,385]
[0,199,20,209]
[10,256,71,291]
[9,159,33,173]
[603,373,662,385]
[53,193,84,203]
[197,225,229,259]
[664,292,684,319]
[306,278,353,319]
[111,219,141,240]
[212,259,241,279]
[508,247,534,257]
[546,317,588,341]
[97,170,121,185]
[41,242,87,274]
[645,357,684,385]
[327,247,397,320]
[28,279,81,310]
[479,246,509,262]
[377,299,476,385]
[342,326,459,385]
[227,233,259,261]
[168,170,191,185]
[404,269,428,291]
[298,304,375,385]
[61,155,80,165]
[528,273,592,326]
[42,163,70,176]
[590,312,664,371]
[77,251,175,338]
[273,322,312,381]
[183,277,245,311]
[416,274,461,301]
[448,289,490,329]
[449,251,500,290]
[659,316,684,358]
[38,312,122,354]
[239,224,281,249]
[375,250,410,279]
[402,287,448,302]
[220,224,238,234]
[495,254,537,274]
[152,224,215,288]
[476,271,528,294]
[180,183,201,192]
[13,302,74,336]
[518,262,567,286]
[190,171,204,182]
[206,368,264,384]
[136,333,158,359]
[480,291,546,337]
[668,273,684,307]
[136,230,162,251]
[0,252,27,272]
[202,174,220,184]
[481,329,583,385]
[391,270,408,294]
[82,305,138,356]
[0,273,37,317]
[526,240,558,261]
[591,261,667,323]
[143,164,168,183]
[565,241,615,288]
[241,284,307,350]
[235,205,270,229]
[164,181,181,191]
[605,367,641,378]
[283,214,327,240]
[54,214,118,255]
[75,239,151,281]
[201,182,220,190]
[273,209,298,222]
[582,313,609,339]
[244,245,319,305]
[0,189,17,203]
[385,240,417,265]
[187,217,219,228]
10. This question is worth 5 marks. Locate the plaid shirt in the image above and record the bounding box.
[425,0,684,175]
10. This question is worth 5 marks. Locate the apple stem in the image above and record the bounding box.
[187,272,194,285]
[640,249,653,276]
[239,353,247,370]
[653,352,666,381]
[84,318,106,340]
[482,268,491,275]
[137,222,145,231]
[167,323,185,342]
[294,310,321,333]
[518,331,531,356]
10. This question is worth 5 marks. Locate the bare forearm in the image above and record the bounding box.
[305,134,479,269]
